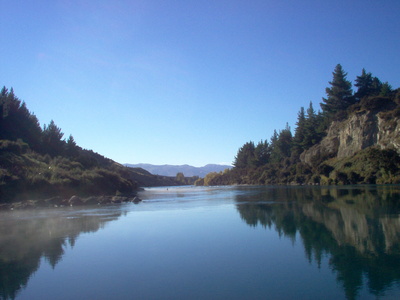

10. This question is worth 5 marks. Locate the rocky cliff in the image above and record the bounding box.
[301,97,400,166]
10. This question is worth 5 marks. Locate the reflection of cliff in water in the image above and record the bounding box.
[235,185,400,300]
[0,208,125,300]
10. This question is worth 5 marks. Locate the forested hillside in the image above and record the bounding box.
[0,87,184,203]
[198,65,400,186]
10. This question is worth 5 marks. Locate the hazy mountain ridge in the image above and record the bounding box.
[125,163,232,177]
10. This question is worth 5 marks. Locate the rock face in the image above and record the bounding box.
[301,107,400,166]
[300,121,340,165]
[377,114,400,152]
[336,111,379,158]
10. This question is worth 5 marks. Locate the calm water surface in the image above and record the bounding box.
[1,185,400,299]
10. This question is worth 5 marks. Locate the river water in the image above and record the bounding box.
[1,185,400,299]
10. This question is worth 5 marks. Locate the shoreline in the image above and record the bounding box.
[0,195,142,210]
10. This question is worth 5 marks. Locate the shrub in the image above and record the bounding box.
[0,140,29,154]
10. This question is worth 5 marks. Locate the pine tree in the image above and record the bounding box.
[293,107,306,155]
[269,130,280,163]
[42,120,65,156]
[277,123,293,158]
[0,86,42,145]
[270,124,292,163]
[233,141,256,168]
[302,102,319,149]
[254,140,270,167]
[66,134,79,157]
[354,68,384,100]
[380,82,392,96]
[354,68,373,100]
[371,77,383,95]
[0,87,7,137]
[320,64,354,119]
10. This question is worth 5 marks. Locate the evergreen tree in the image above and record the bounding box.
[354,68,373,100]
[42,120,65,156]
[233,141,256,168]
[320,64,354,119]
[66,134,79,157]
[0,86,42,146]
[269,130,280,163]
[371,77,383,95]
[270,124,292,163]
[380,82,392,96]
[254,140,270,167]
[302,102,319,149]
[0,87,8,137]
[293,107,306,155]
[277,123,293,158]
[66,134,76,147]
[354,68,385,99]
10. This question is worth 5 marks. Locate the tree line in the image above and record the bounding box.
[0,87,110,166]
[0,87,138,201]
[197,64,400,186]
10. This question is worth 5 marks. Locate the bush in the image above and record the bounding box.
[318,164,334,177]
[0,140,29,154]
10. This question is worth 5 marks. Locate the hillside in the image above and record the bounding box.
[198,65,400,186]
[0,87,185,203]
[125,163,232,177]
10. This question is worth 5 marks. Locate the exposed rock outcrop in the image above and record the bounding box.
[337,111,378,158]
[300,121,340,165]
[301,104,400,166]
[377,114,400,152]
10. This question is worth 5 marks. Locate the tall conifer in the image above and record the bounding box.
[293,107,306,155]
[320,64,354,119]
[354,68,373,100]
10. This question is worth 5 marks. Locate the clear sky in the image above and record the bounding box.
[1,0,399,167]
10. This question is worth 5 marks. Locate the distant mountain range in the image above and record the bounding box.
[124,163,232,177]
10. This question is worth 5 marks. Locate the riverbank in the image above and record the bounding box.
[0,194,142,210]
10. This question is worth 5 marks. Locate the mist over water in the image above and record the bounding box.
[1,185,400,300]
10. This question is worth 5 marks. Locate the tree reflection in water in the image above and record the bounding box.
[0,208,124,300]
[235,185,400,300]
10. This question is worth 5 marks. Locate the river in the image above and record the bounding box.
[1,185,400,299]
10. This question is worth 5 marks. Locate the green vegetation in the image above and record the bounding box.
[0,87,185,202]
[196,64,400,186]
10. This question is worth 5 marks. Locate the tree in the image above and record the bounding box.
[66,134,79,157]
[293,107,306,155]
[0,87,7,131]
[302,102,321,149]
[320,64,354,119]
[277,123,293,158]
[371,77,383,95]
[269,130,280,163]
[233,141,256,168]
[270,124,292,163]
[354,68,392,99]
[254,140,270,167]
[42,120,65,156]
[380,82,392,96]
[0,86,42,147]
[354,68,373,100]
[176,172,185,184]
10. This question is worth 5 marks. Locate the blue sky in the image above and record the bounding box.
[1,0,399,167]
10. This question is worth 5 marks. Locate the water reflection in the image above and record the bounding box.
[235,185,400,300]
[0,207,126,300]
